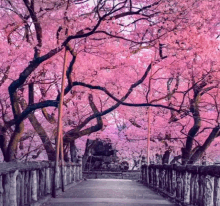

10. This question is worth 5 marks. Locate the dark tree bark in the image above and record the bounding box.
[162,150,171,164]
[82,139,99,171]
[188,126,220,164]
[181,80,206,165]
[19,99,56,161]
[0,125,7,159]
[70,140,78,163]
[180,76,218,165]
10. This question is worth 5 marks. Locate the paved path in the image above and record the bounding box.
[42,179,176,206]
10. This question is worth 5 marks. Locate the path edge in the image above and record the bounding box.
[31,180,84,206]
[138,180,182,206]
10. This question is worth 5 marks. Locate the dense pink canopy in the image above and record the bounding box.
[0,0,219,164]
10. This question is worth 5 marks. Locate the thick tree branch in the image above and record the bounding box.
[63,94,103,143]
[8,46,62,119]
[19,99,56,161]
[7,100,58,126]
[6,121,24,162]
[23,0,42,55]
[41,108,56,124]
[61,81,179,112]
[181,79,210,165]
[188,125,220,164]
[28,83,34,105]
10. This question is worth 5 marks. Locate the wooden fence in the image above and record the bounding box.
[0,161,82,206]
[141,164,220,206]
[83,170,140,180]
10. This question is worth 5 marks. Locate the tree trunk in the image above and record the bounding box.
[20,99,56,161]
[0,125,7,159]
[188,126,220,164]
[6,123,24,162]
[82,139,99,171]
[162,150,171,164]
[70,140,78,163]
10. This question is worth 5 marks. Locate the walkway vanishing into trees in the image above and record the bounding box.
[42,179,176,206]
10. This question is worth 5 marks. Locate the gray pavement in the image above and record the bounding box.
[42,179,176,206]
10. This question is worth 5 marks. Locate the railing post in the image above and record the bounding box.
[194,173,199,205]
[76,165,79,181]
[149,165,153,185]
[176,171,182,200]
[73,164,76,182]
[171,165,176,197]
[31,170,38,202]
[66,166,69,185]
[168,166,172,193]
[156,167,159,188]
[9,170,19,206]
[183,170,191,204]
[69,165,72,183]
[199,174,205,205]
[78,157,83,180]
[63,165,67,186]
[144,166,146,182]
[204,175,214,206]
[68,165,72,184]
[3,173,10,206]
[146,165,149,185]
[190,172,198,205]
[46,168,51,194]
[141,165,144,181]
[214,176,220,205]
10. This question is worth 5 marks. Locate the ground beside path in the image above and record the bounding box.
[42,179,177,206]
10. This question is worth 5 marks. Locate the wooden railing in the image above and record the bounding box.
[141,164,220,206]
[83,170,140,180]
[0,161,82,206]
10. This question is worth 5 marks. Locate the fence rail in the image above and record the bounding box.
[0,161,82,206]
[83,170,140,180]
[141,164,220,206]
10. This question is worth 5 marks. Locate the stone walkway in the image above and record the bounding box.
[42,179,177,206]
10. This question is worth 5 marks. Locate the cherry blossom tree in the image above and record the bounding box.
[0,0,219,164]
